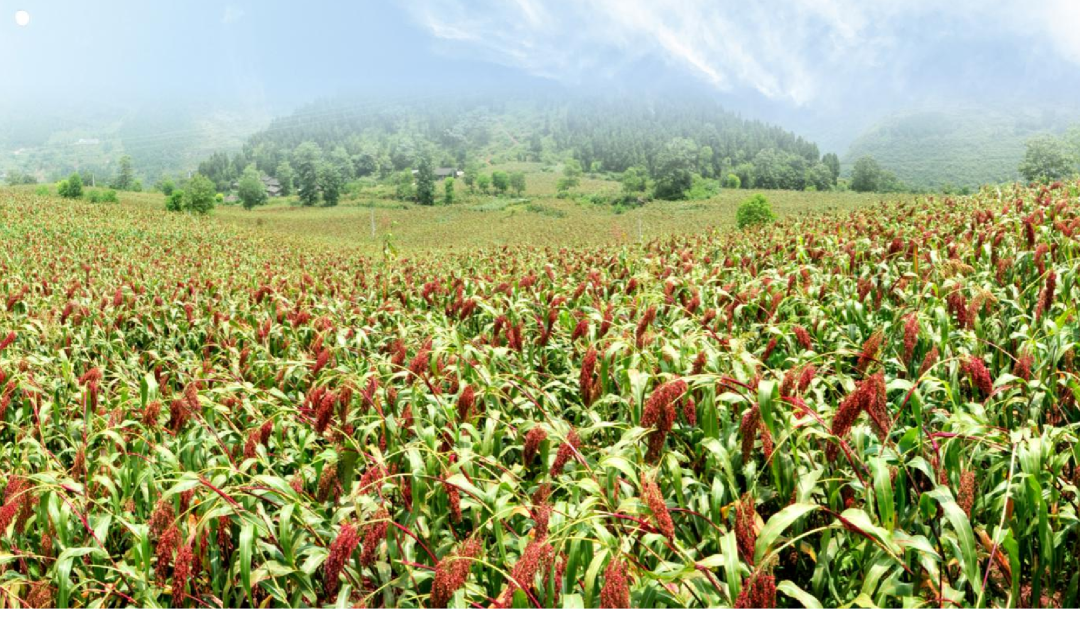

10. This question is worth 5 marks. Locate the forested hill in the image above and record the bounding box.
[195,96,838,193]
[844,107,1078,191]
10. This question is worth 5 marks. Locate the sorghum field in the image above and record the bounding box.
[0,180,1078,610]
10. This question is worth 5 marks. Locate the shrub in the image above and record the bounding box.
[736,193,775,229]
[57,173,83,199]
[183,175,217,214]
[165,190,185,212]
[87,189,119,204]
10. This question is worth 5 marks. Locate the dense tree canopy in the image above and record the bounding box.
[1018,134,1075,183]
[194,96,831,197]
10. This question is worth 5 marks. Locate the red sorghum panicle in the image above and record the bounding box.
[856,330,883,374]
[963,355,994,398]
[635,305,656,348]
[903,313,919,364]
[571,318,589,342]
[958,470,976,518]
[793,325,812,351]
[0,476,33,536]
[692,351,707,375]
[143,400,161,428]
[740,405,761,463]
[947,285,970,329]
[682,394,696,426]
[217,516,234,558]
[780,368,797,398]
[530,484,552,539]
[917,345,939,378]
[172,539,194,607]
[828,385,863,461]
[641,473,674,540]
[1036,271,1056,320]
[797,365,816,394]
[313,387,337,434]
[361,508,389,567]
[324,522,362,597]
[864,371,890,440]
[155,525,180,581]
[523,426,547,466]
[827,372,889,460]
[79,367,102,413]
[761,336,778,362]
[456,384,475,422]
[149,498,175,539]
[500,540,553,605]
[600,558,630,609]
[579,346,599,407]
[317,463,340,503]
[734,571,776,609]
[26,580,54,609]
[550,429,580,476]
[357,463,386,496]
[430,537,482,608]
[444,472,462,522]
[734,494,757,565]
[641,379,687,463]
[1013,351,1034,381]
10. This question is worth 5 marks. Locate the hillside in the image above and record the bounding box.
[0,102,271,185]
[844,107,1078,190]
[194,95,835,194]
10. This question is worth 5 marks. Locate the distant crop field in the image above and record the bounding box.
[0,179,1077,609]
[211,181,916,253]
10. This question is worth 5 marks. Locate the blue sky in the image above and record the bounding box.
[3,0,1080,148]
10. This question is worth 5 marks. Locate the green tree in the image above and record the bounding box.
[509,171,526,196]
[293,141,322,206]
[318,160,344,207]
[276,161,295,196]
[698,145,714,177]
[822,153,841,186]
[113,155,134,191]
[736,193,775,229]
[1065,125,1080,165]
[477,173,491,194]
[158,178,175,196]
[443,177,455,205]
[724,173,741,189]
[806,163,835,191]
[652,138,696,200]
[491,170,509,194]
[557,158,582,193]
[1018,135,1075,183]
[851,155,884,192]
[58,173,83,199]
[463,162,479,191]
[237,165,268,210]
[165,189,184,212]
[394,171,414,201]
[415,154,436,205]
[183,174,217,214]
[621,166,648,195]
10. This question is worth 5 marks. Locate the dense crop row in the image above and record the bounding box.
[0,182,1078,608]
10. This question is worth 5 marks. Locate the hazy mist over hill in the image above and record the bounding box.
[3,0,1080,184]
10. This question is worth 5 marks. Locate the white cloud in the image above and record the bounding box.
[402,0,1080,106]
[222,5,245,25]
